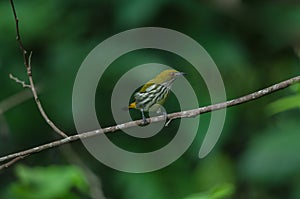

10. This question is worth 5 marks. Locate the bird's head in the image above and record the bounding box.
[154,69,185,86]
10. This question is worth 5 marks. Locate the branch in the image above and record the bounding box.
[0,75,299,170]
[9,0,67,138]
[0,155,29,170]
[9,73,31,88]
[9,0,27,66]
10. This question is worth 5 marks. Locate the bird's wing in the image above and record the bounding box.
[134,80,155,101]
[139,80,155,92]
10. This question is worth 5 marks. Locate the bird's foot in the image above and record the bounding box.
[139,118,150,126]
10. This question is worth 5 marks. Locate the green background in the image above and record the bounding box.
[0,0,300,199]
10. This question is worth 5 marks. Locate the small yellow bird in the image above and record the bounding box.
[128,69,185,124]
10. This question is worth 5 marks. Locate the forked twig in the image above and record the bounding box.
[9,0,67,138]
[9,73,31,88]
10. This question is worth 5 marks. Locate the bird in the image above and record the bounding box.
[128,69,185,125]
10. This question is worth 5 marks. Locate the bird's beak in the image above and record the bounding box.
[176,72,186,76]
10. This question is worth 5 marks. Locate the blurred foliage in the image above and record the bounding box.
[267,84,300,115]
[240,121,300,184]
[0,0,300,199]
[2,165,88,199]
[183,183,235,199]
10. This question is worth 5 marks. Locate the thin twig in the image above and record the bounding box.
[165,118,173,127]
[9,73,31,88]
[27,53,68,138]
[0,75,299,169]
[9,0,27,66]
[0,155,29,170]
[9,0,67,138]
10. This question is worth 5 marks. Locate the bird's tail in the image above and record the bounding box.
[128,102,136,109]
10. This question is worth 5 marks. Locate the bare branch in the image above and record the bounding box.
[9,0,68,138]
[0,155,29,170]
[26,53,68,138]
[9,0,27,66]
[0,75,299,170]
[9,73,31,88]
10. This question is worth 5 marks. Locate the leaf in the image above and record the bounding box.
[267,94,300,115]
[7,165,88,199]
[183,184,235,199]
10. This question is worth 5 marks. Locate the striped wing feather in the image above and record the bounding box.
[134,82,169,111]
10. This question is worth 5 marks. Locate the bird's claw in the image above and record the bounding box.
[139,118,149,126]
